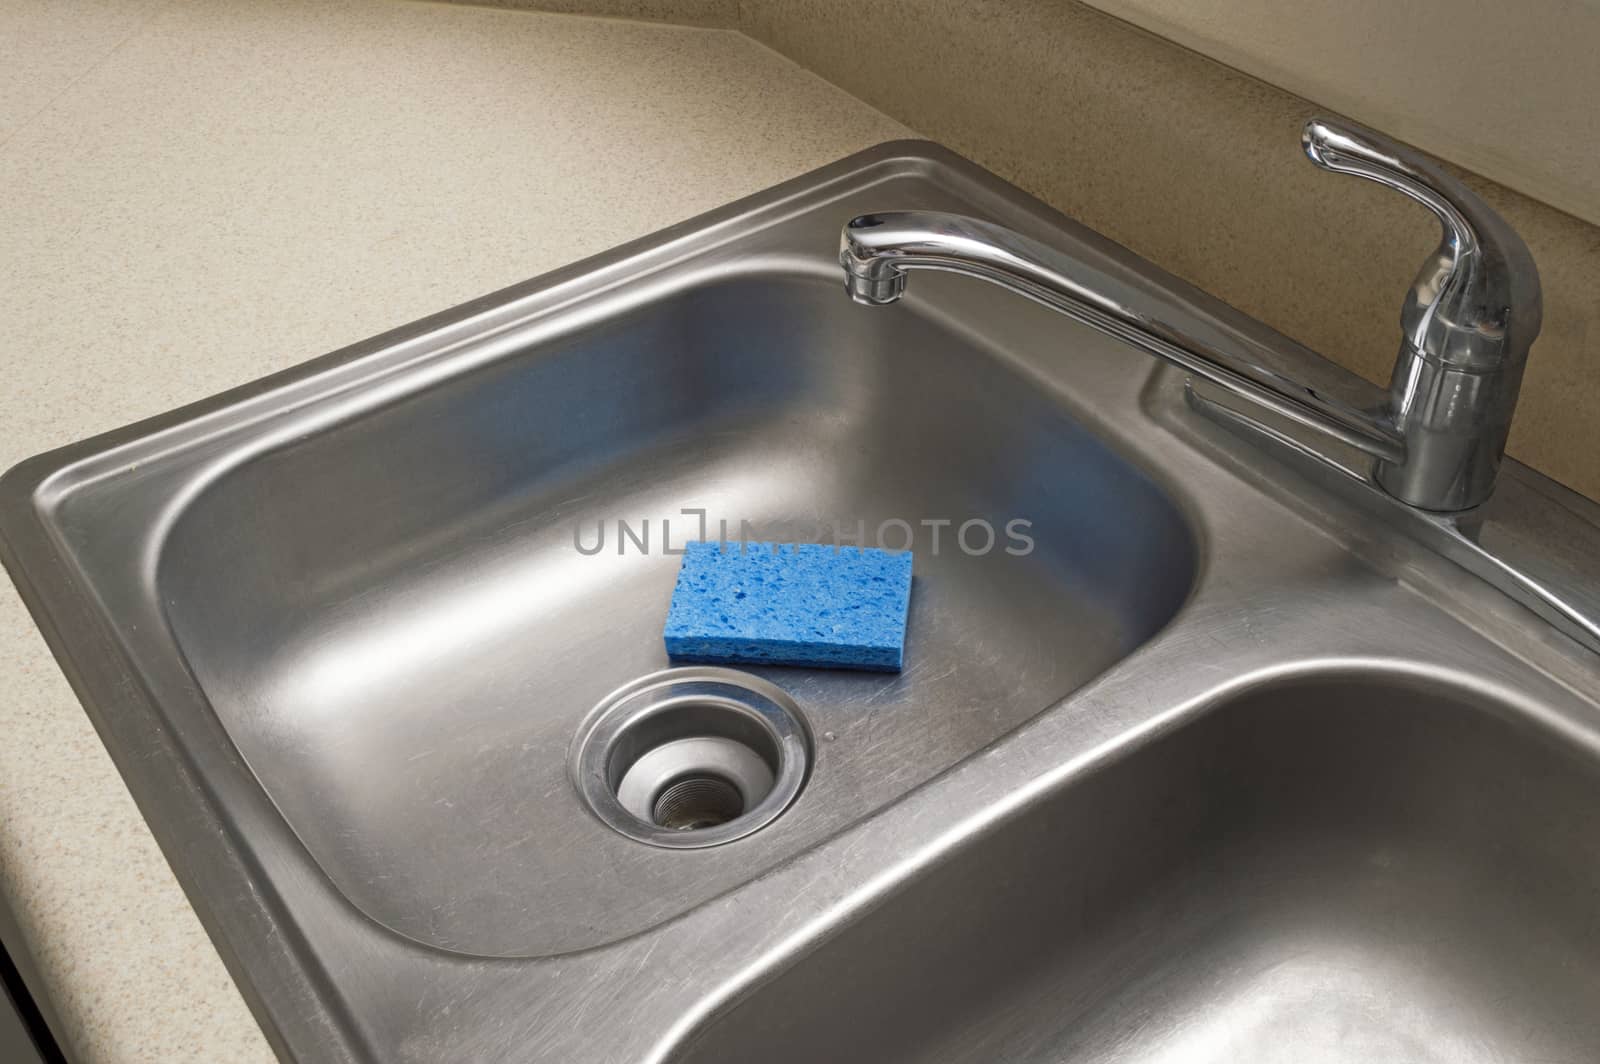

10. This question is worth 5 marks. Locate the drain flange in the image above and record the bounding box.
[571,667,810,848]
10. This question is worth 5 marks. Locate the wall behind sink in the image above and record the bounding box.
[462,0,1600,503]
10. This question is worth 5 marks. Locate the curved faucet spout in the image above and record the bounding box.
[840,209,1408,466]
[838,119,1540,512]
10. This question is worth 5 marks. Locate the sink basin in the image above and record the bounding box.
[157,271,1194,957]
[4,141,1598,1062]
[670,671,1600,1063]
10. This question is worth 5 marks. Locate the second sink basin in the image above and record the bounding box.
[673,670,1600,1063]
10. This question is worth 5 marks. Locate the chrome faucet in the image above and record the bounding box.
[839,117,1541,512]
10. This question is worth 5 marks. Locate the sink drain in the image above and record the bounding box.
[652,775,744,830]
[571,667,811,848]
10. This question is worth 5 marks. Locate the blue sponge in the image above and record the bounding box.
[663,541,913,672]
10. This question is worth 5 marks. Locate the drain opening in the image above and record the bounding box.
[572,667,811,848]
[652,773,745,830]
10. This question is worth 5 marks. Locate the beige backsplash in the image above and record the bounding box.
[450,0,737,23]
[456,0,1600,502]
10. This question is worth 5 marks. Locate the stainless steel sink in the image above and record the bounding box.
[3,142,1599,1062]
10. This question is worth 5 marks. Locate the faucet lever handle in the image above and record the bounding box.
[1302,116,1540,371]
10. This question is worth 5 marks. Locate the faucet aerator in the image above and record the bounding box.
[844,267,907,306]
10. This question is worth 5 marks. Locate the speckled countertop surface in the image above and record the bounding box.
[0,1,904,1058]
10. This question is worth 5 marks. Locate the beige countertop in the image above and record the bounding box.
[0,1,904,1058]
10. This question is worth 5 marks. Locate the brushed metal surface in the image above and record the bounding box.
[151,269,1192,957]
[672,671,1600,1063]
[2,142,1598,1062]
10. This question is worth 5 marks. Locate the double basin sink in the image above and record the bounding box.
[3,142,1599,1062]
